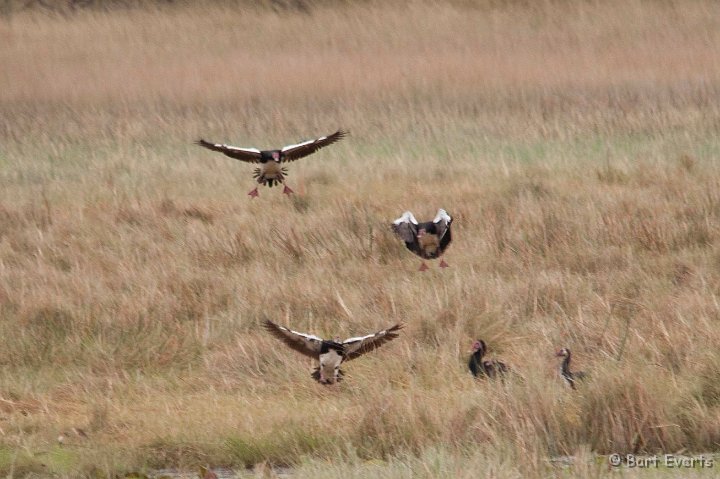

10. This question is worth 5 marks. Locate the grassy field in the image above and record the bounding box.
[2,0,720,477]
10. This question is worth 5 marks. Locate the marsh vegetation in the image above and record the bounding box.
[1,1,720,476]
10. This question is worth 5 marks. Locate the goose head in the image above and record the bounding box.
[418,223,438,237]
[471,339,487,356]
[556,348,570,358]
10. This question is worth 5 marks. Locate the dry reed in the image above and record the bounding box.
[1,0,720,476]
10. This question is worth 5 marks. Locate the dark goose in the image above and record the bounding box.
[468,339,509,379]
[556,348,587,390]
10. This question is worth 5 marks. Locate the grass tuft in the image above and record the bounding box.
[2,1,720,476]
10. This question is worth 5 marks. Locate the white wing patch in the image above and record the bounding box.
[264,320,325,357]
[343,333,377,345]
[281,137,323,152]
[392,211,419,244]
[433,209,452,225]
[279,325,324,344]
[342,332,381,356]
[341,324,403,360]
[393,211,418,226]
[217,144,261,154]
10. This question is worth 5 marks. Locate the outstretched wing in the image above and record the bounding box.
[434,208,453,253]
[432,209,452,240]
[391,211,419,244]
[280,130,347,162]
[342,323,404,361]
[263,320,324,359]
[195,139,262,163]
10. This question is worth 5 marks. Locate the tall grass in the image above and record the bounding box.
[1,1,720,476]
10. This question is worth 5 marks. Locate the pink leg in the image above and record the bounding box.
[419,262,429,272]
[247,187,259,198]
[439,259,449,268]
[283,185,294,195]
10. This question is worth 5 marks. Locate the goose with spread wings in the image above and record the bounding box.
[195,130,347,198]
[263,320,403,384]
[392,209,453,271]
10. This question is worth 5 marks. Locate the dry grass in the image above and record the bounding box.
[2,0,720,477]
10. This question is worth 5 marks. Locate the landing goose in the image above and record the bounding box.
[195,130,347,197]
[556,348,587,390]
[468,339,509,379]
[263,320,403,384]
[392,209,453,271]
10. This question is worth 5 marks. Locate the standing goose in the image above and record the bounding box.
[392,209,453,271]
[263,320,403,384]
[468,339,509,379]
[195,130,347,198]
[556,348,587,390]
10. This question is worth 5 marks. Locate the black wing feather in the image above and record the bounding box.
[263,320,324,359]
[342,323,404,361]
[195,139,262,163]
[280,130,347,162]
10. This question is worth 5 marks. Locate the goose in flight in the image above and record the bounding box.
[263,320,403,384]
[392,209,453,271]
[468,339,509,379]
[195,130,347,198]
[556,348,587,390]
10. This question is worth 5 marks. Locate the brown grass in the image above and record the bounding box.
[2,0,720,476]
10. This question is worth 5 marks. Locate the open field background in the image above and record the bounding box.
[2,0,720,476]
